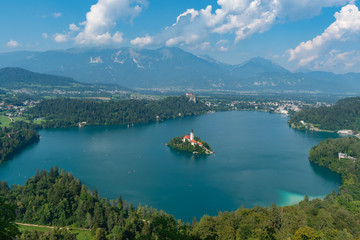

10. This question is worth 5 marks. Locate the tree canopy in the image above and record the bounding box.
[289,97,360,131]
[28,96,209,128]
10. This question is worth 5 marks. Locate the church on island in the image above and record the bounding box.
[168,129,213,155]
[182,130,203,147]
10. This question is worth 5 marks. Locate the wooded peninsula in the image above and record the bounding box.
[289,97,360,132]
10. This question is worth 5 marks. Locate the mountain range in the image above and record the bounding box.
[0,47,360,93]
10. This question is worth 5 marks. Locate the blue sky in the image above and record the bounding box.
[1,0,360,73]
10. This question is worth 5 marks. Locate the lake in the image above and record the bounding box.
[0,111,341,222]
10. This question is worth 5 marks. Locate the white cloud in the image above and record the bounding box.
[53,12,62,18]
[74,0,148,45]
[288,4,360,71]
[7,39,19,48]
[213,0,280,42]
[188,41,211,51]
[172,9,199,27]
[319,50,360,70]
[54,33,68,43]
[219,46,228,51]
[199,41,210,50]
[130,35,153,47]
[166,34,199,47]
[160,0,350,47]
[301,49,360,72]
[113,32,124,43]
[216,39,229,45]
[53,0,352,50]
[42,33,49,39]
[69,23,80,32]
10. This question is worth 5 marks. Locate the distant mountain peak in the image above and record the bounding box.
[241,57,288,71]
[230,57,289,78]
[197,54,218,63]
[245,56,271,63]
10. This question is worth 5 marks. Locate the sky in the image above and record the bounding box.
[1,0,360,73]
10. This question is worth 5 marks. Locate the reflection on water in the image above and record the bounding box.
[168,147,210,162]
[310,161,342,185]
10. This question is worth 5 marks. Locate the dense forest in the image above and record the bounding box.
[0,167,193,240]
[28,96,209,128]
[168,136,212,155]
[289,97,360,131]
[0,122,39,163]
[3,136,360,240]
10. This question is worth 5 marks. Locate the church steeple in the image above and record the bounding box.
[190,129,194,141]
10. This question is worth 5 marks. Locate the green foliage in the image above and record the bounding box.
[18,228,77,240]
[94,228,107,240]
[0,197,20,239]
[289,97,360,131]
[0,123,39,163]
[168,136,212,155]
[293,226,322,240]
[28,96,208,128]
[309,137,360,188]
[0,167,193,239]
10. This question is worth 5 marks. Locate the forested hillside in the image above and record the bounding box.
[309,137,360,205]
[28,96,208,128]
[289,97,360,131]
[0,67,126,92]
[0,122,39,163]
[0,167,193,239]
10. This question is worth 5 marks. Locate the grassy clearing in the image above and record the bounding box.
[0,115,11,127]
[33,119,45,124]
[17,224,94,240]
[18,224,52,232]
[14,116,28,122]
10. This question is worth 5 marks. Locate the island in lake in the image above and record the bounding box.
[168,130,213,155]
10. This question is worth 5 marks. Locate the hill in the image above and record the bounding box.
[289,97,360,131]
[27,96,209,128]
[2,47,360,93]
[0,67,129,93]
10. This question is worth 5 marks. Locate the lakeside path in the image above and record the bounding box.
[15,222,90,231]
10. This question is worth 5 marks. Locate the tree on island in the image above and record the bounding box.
[168,130,213,155]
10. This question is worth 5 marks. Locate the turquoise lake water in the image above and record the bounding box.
[0,111,341,221]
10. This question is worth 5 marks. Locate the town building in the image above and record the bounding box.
[338,152,357,162]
